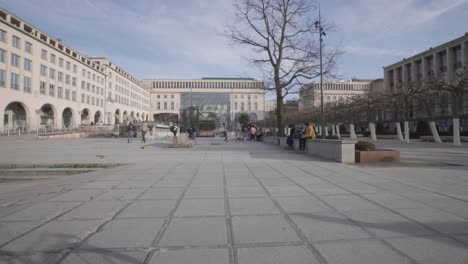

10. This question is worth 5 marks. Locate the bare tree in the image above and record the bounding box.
[416,82,443,143]
[426,70,468,145]
[226,0,341,136]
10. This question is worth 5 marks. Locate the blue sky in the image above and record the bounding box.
[1,0,468,90]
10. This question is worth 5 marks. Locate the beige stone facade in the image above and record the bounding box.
[299,80,371,111]
[0,8,149,131]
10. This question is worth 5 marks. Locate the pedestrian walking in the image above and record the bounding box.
[141,121,148,143]
[127,122,134,143]
[250,125,257,142]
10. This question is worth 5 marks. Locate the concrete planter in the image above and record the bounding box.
[355,150,400,163]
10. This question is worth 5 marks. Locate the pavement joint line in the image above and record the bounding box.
[221,152,236,264]
[242,160,329,264]
[281,159,468,261]
[52,162,183,264]
[142,155,206,264]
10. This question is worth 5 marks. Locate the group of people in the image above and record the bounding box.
[126,121,149,144]
[237,123,263,142]
[287,122,316,151]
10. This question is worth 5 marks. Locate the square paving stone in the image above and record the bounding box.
[0,221,41,245]
[96,188,146,201]
[237,246,321,264]
[159,217,227,246]
[79,180,121,189]
[335,182,387,194]
[259,178,296,186]
[139,188,184,200]
[0,254,57,264]
[49,189,106,202]
[319,194,383,211]
[302,184,351,196]
[115,181,152,189]
[0,201,80,222]
[175,199,225,217]
[229,198,280,216]
[315,239,410,264]
[61,251,146,264]
[265,186,310,197]
[82,218,163,249]
[362,193,428,210]
[290,211,371,242]
[342,209,435,238]
[385,236,468,264]
[228,187,267,198]
[276,196,333,214]
[59,201,127,220]
[149,248,229,264]
[117,200,177,218]
[232,215,301,244]
[184,187,225,199]
[395,207,468,234]
[289,176,329,185]
[1,220,102,252]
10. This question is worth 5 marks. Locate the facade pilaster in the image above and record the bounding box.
[434,53,440,76]
[447,48,455,81]
[463,41,468,69]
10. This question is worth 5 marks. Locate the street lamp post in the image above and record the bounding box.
[315,5,326,137]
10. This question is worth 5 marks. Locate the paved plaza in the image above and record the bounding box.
[0,136,468,264]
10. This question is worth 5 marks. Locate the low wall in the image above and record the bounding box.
[264,137,357,164]
[37,132,87,140]
[420,136,468,142]
[79,125,115,133]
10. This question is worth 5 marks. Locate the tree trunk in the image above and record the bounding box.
[453,118,461,146]
[276,93,285,137]
[395,122,404,141]
[404,121,410,143]
[428,121,442,144]
[331,125,336,136]
[349,124,357,139]
[336,124,341,139]
[369,122,377,141]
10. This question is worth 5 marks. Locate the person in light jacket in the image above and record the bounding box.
[299,122,316,151]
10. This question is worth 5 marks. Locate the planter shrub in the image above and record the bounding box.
[355,141,376,151]
[325,135,339,140]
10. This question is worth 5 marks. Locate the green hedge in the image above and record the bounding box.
[355,141,376,151]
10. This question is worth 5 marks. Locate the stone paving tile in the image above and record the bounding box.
[115,181,153,189]
[81,219,163,249]
[302,184,352,196]
[395,207,468,234]
[290,211,371,242]
[276,196,333,214]
[95,188,146,201]
[265,186,310,197]
[184,187,224,199]
[159,217,227,247]
[175,199,225,217]
[61,251,146,264]
[49,189,107,202]
[342,209,435,238]
[79,180,122,189]
[138,188,184,200]
[116,200,177,218]
[228,187,267,198]
[229,197,281,216]
[362,193,428,210]
[226,178,260,187]
[237,246,321,264]
[59,201,127,220]
[232,215,301,244]
[315,239,410,264]
[319,194,383,211]
[1,220,103,252]
[385,236,468,264]
[335,182,388,194]
[258,177,296,186]
[288,176,329,185]
[153,179,191,188]
[0,221,41,245]
[370,181,427,194]
[0,201,80,222]
[0,254,57,264]
[149,248,229,264]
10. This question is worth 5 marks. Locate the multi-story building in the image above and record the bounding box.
[142,78,265,130]
[0,8,149,131]
[90,58,150,125]
[383,33,468,130]
[298,79,371,111]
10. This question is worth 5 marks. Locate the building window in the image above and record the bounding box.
[440,51,447,72]
[40,81,46,94]
[0,69,5,87]
[40,65,47,77]
[72,91,76,101]
[66,61,71,71]
[65,74,70,85]
[406,64,412,81]
[164,95,167,99]
[157,102,160,110]
[427,56,434,76]
[12,35,20,49]
[58,57,63,67]
[164,102,167,110]
[235,102,238,110]
[73,64,77,73]
[416,60,423,80]
[0,30,6,42]
[57,86,63,98]
[254,102,258,110]
[157,95,160,99]
[24,58,32,71]
[25,41,32,54]
[41,49,47,60]
[49,69,55,79]
[49,84,55,97]
[81,94,85,103]
[87,83,90,91]
[81,81,85,89]
[454,46,462,68]
[241,102,245,111]
[72,77,76,87]
[50,54,56,64]
[171,102,174,110]
[171,94,174,99]
[87,95,90,104]
[58,72,63,82]
[11,53,20,68]
[0,49,5,63]
[10,73,19,90]
[65,89,70,100]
